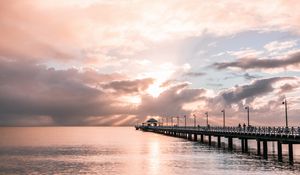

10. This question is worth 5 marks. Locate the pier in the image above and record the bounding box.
[136,125,300,164]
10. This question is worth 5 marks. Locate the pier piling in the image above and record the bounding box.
[241,139,245,152]
[263,140,268,159]
[277,141,282,162]
[217,136,221,148]
[257,140,261,155]
[228,137,233,150]
[200,134,204,143]
[289,143,293,164]
[194,134,197,141]
[244,139,248,153]
[208,135,212,146]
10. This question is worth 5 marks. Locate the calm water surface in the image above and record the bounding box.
[0,127,300,175]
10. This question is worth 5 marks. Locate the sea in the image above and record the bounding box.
[0,127,300,175]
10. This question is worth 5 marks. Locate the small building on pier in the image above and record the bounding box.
[143,118,158,126]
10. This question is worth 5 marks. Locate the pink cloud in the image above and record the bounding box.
[1,0,300,65]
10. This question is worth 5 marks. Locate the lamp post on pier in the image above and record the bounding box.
[184,115,187,128]
[205,112,209,127]
[282,99,288,128]
[221,109,225,127]
[245,106,250,126]
[166,116,168,126]
[193,114,197,127]
[177,116,179,127]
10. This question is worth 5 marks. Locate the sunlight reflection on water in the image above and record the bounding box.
[0,127,300,175]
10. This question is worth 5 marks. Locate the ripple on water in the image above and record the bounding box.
[0,127,300,175]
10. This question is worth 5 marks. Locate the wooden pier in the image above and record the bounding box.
[136,125,300,164]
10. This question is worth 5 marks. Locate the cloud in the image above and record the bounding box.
[213,51,300,70]
[224,73,261,80]
[0,59,133,125]
[101,78,154,94]
[243,73,261,80]
[207,83,223,87]
[198,77,300,126]
[278,83,299,94]
[1,59,299,126]
[2,0,300,65]
[137,83,206,117]
[264,40,297,52]
[227,48,264,58]
[220,77,294,105]
[183,71,206,77]
[0,59,208,126]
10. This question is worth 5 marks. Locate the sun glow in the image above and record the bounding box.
[144,64,175,97]
[122,96,141,104]
[147,83,165,97]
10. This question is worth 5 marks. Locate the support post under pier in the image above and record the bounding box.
[257,140,261,156]
[194,134,197,141]
[244,139,248,153]
[228,137,233,150]
[263,140,268,159]
[188,133,192,140]
[277,141,282,162]
[289,143,293,164]
[217,136,221,148]
[200,135,204,143]
[241,139,244,152]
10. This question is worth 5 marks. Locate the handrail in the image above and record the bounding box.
[136,125,300,137]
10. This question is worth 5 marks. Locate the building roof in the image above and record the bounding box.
[146,118,158,123]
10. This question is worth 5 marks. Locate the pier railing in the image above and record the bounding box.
[142,126,300,137]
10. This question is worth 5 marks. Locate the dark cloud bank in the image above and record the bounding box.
[0,59,206,126]
[221,77,294,105]
[0,57,299,126]
[214,51,300,70]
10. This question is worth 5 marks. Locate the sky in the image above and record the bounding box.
[1,0,300,126]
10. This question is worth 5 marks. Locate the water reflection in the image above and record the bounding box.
[148,141,160,175]
[0,127,300,175]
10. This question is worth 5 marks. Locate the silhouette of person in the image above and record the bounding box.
[243,123,246,131]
